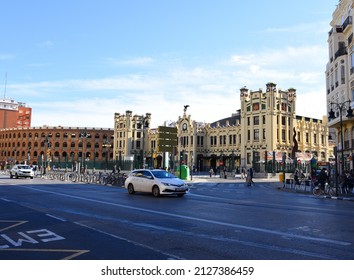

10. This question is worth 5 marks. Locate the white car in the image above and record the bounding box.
[10,164,34,179]
[124,169,189,197]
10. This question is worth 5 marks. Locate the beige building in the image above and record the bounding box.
[114,83,332,173]
[326,0,354,172]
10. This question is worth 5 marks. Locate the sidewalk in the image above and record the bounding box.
[186,174,279,184]
[186,174,354,202]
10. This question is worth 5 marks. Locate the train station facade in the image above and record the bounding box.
[114,83,333,173]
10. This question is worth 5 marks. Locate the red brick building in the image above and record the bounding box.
[0,98,32,129]
[0,126,114,170]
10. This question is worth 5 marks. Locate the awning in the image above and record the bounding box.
[296,152,313,163]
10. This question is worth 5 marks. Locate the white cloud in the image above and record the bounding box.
[264,21,330,35]
[38,40,54,48]
[104,56,154,66]
[14,44,328,128]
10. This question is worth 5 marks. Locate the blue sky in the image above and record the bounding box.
[0,0,338,128]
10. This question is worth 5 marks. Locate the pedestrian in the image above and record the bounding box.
[246,169,252,186]
[294,169,300,187]
[241,168,245,179]
[249,167,255,186]
[209,168,213,178]
[316,168,328,191]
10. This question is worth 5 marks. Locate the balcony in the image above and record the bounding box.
[334,47,347,60]
[342,16,352,31]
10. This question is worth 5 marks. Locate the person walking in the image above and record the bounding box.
[209,168,213,178]
[316,168,328,191]
[246,169,252,186]
[249,167,255,186]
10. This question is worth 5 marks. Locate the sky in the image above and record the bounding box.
[0,0,339,129]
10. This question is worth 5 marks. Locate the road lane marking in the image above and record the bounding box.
[0,220,28,232]
[46,214,67,222]
[0,248,89,260]
[73,221,184,260]
[20,186,352,247]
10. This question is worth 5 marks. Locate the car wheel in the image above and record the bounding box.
[152,185,160,197]
[10,173,13,179]
[127,183,135,194]
[30,177,34,179]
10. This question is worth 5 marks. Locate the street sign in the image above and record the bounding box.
[157,126,178,153]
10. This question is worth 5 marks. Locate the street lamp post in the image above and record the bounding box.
[79,131,90,173]
[102,141,112,170]
[328,100,354,195]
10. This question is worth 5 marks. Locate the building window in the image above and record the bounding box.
[254,129,259,141]
[282,116,286,125]
[341,65,345,84]
[247,153,251,164]
[254,116,259,125]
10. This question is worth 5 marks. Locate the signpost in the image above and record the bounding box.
[157,126,178,169]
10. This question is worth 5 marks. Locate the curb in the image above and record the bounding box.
[316,195,354,202]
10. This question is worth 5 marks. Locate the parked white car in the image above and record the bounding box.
[124,169,189,197]
[10,164,34,179]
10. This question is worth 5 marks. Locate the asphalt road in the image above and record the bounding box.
[0,175,353,260]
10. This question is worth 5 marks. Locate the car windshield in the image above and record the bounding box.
[18,165,31,169]
[151,170,177,179]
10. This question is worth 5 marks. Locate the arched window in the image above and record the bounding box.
[55,142,60,148]
[63,142,68,148]
[71,142,75,148]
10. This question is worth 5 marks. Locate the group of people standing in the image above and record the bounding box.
[294,167,354,194]
[208,166,255,186]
